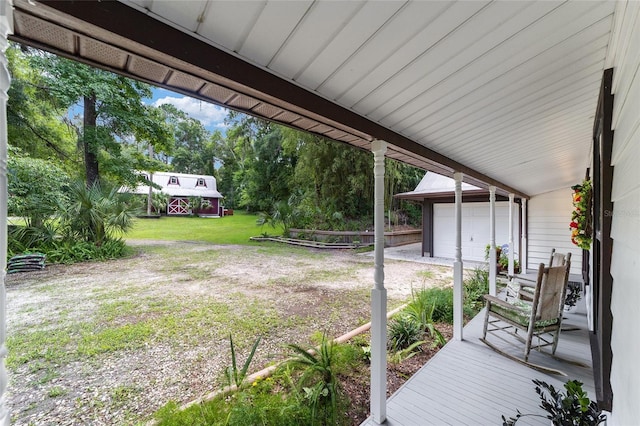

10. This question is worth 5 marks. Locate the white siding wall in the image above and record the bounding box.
[528,189,582,276]
[607,2,640,424]
[433,201,518,262]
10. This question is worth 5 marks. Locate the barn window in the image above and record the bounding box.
[196,178,207,187]
[168,176,180,185]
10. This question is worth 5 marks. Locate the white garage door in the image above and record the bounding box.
[433,202,519,262]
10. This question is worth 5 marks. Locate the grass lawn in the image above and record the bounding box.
[125,212,283,245]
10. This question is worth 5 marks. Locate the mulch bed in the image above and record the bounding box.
[341,323,454,425]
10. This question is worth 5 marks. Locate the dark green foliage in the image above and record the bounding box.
[388,314,423,351]
[286,335,342,426]
[8,150,70,228]
[418,287,454,323]
[8,178,137,263]
[404,289,446,347]
[502,380,605,426]
[464,268,489,317]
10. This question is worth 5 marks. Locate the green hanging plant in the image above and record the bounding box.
[570,179,592,250]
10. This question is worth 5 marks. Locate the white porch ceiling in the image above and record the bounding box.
[11,0,617,198]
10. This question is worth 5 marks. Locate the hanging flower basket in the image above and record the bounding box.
[570,179,592,250]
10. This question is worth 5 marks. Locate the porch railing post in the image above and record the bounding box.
[489,186,497,296]
[453,172,464,341]
[521,198,527,272]
[508,193,515,276]
[0,1,13,424]
[370,140,387,424]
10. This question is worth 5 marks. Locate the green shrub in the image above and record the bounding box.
[404,289,446,346]
[464,267,489,317]
[388,314,422,351]
[419,287,454,323]
[286,335,344,426]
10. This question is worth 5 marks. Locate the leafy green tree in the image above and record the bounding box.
[6,43,76,164]
[219,113,294,212]
[32,52,167,187]
[8,147,70,228]
[282,127,373,221]
[156,103,218,175]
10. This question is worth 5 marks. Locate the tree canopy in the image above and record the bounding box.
[7,44,424,238]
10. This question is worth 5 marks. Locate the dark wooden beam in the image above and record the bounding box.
[590,68,614,412]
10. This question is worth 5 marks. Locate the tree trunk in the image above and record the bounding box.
[147,144,153,216]
[83,94,99,188]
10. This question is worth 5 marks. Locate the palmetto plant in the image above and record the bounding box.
[286,335,339,426]
[57,180,138,245]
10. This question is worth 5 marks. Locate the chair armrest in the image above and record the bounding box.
[483,294,528,314]
[509,274,537,283]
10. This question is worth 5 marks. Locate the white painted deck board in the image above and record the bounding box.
[361,308,593,425]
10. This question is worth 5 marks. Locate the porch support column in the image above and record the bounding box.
[521,198,527,272]
[453,172,464,341]
[0,2,13,425]
[370,140,387,424]
[488,186,497,296]
[508,193,515,276]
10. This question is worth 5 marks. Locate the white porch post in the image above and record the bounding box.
[0,2,13,425]
[488,186,497,296]
[370,140,387,424]
[521,198,527,272]
[508,193,515,276]
[453,172,464,341]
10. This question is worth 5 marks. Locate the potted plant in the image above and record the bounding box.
[564,282,582,311]
[503,379,605,426]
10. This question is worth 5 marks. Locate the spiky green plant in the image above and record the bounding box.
[286,335,340,426]
[405,289,446,347]
[388,314,423,351]
[225,335,261,388]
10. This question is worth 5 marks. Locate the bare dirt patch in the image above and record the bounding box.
[6,241,453,425]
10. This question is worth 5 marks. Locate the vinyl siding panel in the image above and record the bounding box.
[528,189,582,275]
[608,2,640,424]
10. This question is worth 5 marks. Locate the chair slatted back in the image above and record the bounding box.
[549,250,571,267]
[536,264,570,322]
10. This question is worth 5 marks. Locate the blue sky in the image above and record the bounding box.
[149,88,230,132]
[68,87,230,133]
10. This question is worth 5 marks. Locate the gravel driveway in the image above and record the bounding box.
[5,241,452,425]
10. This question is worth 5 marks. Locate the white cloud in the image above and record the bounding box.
[153,96,229,128]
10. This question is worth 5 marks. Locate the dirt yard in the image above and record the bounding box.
[5,240,453,425]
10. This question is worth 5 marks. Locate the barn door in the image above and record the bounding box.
[168,197,189,215]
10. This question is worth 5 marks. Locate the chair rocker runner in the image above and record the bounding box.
[480,262,571,375]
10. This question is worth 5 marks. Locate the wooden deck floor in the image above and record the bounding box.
[361,307,593,425]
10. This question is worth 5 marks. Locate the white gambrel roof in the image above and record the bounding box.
[129,172,223,198]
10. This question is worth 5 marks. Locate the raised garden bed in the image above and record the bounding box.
[288,228,421,247]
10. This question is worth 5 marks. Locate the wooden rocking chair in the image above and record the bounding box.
[480,262,571,375]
